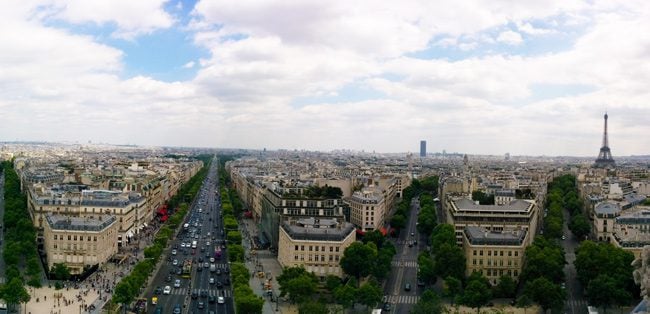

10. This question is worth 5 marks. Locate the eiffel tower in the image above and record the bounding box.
[594,112,615,168]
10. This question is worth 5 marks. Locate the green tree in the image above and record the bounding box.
[417,252,436,285]
[51,263,71,281]
[340,242,377,281]
[334,284,357,308]
[434,243,466,280]
[0,277,30,311]
[430,224,456,252]
[228,244,246,262]
[390,214,407,230]
[493,275,516,298]
[234,293,264,314]
[524,277,565,313]
[298,301,328,314]
[461,275,492,314]
[362,230,386,248]
[472,191,495,205]
[356,281,382,308]
[516,294,533,314]
[227,231,243,244]
[444,276,463,304]
[112,280,135,310]
[521,237,565,284]
[411,289,444,314]
[569,213,590,239]
[587,274,631,312]
[277,266,318,303]
[574,240,635,294]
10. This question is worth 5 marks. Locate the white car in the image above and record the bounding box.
[171,249,177,255]
[163,286,172,295]
[174,279,181,288]
[218,296,225,304]
[206,241,211,246]
[172,259,178,266]
[209,257,215,263]
[180,243,186,248]
[209,277,215,284]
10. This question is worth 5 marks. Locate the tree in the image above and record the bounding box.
[411,289,444,314]
[228,244,245,263]
[227,231,243,244]
[51,263,71,281]
[1,277,30,311]
[356,281,382,308]
[234,293,264,314]
[277,266,318,303]
[113,280,135,310]
[521,237,565,284]
[390,214,407,230]
[340,242,377,280]
[574,241,635,295]
[462,275,492,314]
[362,230,386,248]
[444,276,463,304]
[494,275,516,298]
[516,294,533,314]
[434,243,466,280]
[298,301,328,314]
[569,213,591,239]
[524,277,565,312]
[334,284,357,308]
[325,275,341,292]
[472,191,495,205]
[587,274,631,312]
[430,224,456,252]
[417,252,436,285]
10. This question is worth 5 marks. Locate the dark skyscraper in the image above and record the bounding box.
[595,112,615,168]
[420,140,426,157]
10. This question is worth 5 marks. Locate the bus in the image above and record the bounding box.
[214,246,222,260]
[182,260,192,278]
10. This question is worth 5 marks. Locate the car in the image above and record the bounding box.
[413,240,418,245]
[163,286,172,295]
[404,283,411,291]
[171,249,177,255]
[198,257,204,263]
[216,281,223,289]
[174,279,181,288]
[410,232,415,236]
[206,241,211,246]
[154,306,163,314]
[197,266,203,272]
[175,268,182,275]
[208,295,216,304]
[218,296,225,304]
[191,291,198,299]
[209,277,215,284]
[200,290,209,298]
[180,243,186,248]
[165,275,172,282]
[154,286,162,295]
[172,259,178,266]
[173,304,181,314]
[204,262,209,268]
[224,278,230,285]
[417,279,425,287]
[216,269,221,275]
[562,235,567,240]
[209,257,215,263]
[198,301,205,309]
[408,242,413,247]
[383,302,392,311]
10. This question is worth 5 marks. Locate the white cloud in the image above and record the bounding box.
[496,30,524,45]
[47,0,174,39]
[182,61,195,69]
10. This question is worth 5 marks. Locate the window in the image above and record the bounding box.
[308,254,313,261]
[514,251,518,257]
[508,251,512,257]
[330,247,333,252]
[309,246,313,251]
[321,246,325,252]
[54,235,58,240]
[301,245,305,251]
[472,259,476,265]
[321,255,325,262]
[335,255,339,262]
[514,270,518,276]
[473,250,477,256]
[295,245,299,251]
[295,255,299,261]
[315,246,319,252]
[479,250,483,256]
[68,235,71,240]
[335,247,339,252]
[500,251,504,256]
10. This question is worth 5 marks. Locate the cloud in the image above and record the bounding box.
[182,61,195,69]
[496,30,524,45]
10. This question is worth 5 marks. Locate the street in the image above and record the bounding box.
[383,197,422,313]
[143,157,235,314]
[562,208,587,314]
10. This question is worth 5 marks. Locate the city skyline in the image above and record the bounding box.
[2,1,650,156]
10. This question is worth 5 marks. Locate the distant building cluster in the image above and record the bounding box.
[2,143,204,274]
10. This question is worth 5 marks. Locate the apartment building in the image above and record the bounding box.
[43,214,119,274]
[593,202,621,242]
[277,217,355,278]
[445,197,539,246]
[463,226,526,285]
[346,187,387,231]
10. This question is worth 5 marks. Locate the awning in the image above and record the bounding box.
[143,222,148,227]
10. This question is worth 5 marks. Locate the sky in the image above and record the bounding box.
[1,0,650,156]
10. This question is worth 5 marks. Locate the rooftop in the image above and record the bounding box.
[45,214,116,232]
[464,226,527,246]
[281,217,355,242]
[453,198,534,212]
[595,202,621,215]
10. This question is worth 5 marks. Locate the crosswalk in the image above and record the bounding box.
[391,261,418,268]
[169,287,231,297]
[386,295,420,304]
[567,299,588,308]
[164,260,230,269]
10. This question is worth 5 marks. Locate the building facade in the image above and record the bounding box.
[43,214,119,274]
[277,217,355,278]
[463,226,527,285]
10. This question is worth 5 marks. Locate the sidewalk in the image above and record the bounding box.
[240,219,296,314]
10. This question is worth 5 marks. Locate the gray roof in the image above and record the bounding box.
[616,210,650,224]
[464,226,526,246]
[454,198,533,212]
[281,218,355,242]
[594,202,621,215]
[45,214,116,232]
